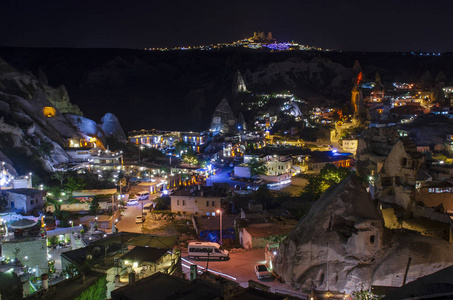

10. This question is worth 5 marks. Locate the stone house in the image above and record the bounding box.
[239,223,293,250]
[341,138,358,155]
[308,152,353,172]
[119,246,177,281]
[265,155,292,176]
[170,186,223,216]
[375,138,424,209]
[2,189,45,213]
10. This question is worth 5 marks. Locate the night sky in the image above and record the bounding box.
[1,0,452,52]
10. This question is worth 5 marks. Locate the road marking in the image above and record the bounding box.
[181,258,237,280]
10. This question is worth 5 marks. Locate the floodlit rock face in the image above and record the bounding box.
[273,174,453,294]
[273,175,384,293]
[43,84,83,116]
[210,98,237,134]
[100,113,127,143]
[0,57,126,174]
[232,70,247,94]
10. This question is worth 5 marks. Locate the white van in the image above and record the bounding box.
[135,191,150,200]
[188,242,229,261]
[142,203,153,215]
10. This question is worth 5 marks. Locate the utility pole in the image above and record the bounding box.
[216,209,223,243]
[141,202,144,233]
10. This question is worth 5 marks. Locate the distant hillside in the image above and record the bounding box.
[0,48,452,133]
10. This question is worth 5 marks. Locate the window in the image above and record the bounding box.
[177,200,180,206]
[30,200,34,205]
[402,158,408,166]
[206,212,210,216]
[206,201,209,207]
[370,235,375,244]
[212,201,215,207]
[182,200,185,206]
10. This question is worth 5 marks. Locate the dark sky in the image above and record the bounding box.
[1,0,452,52]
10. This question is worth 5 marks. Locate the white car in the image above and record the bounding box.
[254,264,271,280]
[135,216,144,224]
[127,199,138,206]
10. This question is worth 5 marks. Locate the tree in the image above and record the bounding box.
[182,152,198,167]
[248,158,268,176]
[154,196,171,210]
[52,171,67,188]
[301,164,350,200]
[64,177,86,195]
[252,185,273,209]
[89,196,100,215]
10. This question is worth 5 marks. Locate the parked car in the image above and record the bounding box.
[127,199,139,206]
[254,264,271,280]
[135,216,144,224]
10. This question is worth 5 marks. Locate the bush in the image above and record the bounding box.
[75,275,107,300]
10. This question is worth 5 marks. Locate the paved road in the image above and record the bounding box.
[181,248,307,299]
[116,191,160,233]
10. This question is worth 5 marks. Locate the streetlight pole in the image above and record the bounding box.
[216,209,223,243]
[138,145,144,163]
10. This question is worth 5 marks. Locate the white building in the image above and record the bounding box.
[265,155,292,176]
[170,187,223,216]
[342,138,358,155]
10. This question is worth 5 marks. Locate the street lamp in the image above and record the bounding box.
[216,209,223,243]
[138,145,144,163]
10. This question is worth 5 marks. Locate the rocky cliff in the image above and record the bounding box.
[273,175,453,294]
[355,127,400,177]
[0,58,125,177]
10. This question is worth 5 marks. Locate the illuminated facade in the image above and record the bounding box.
[128,129,206,149]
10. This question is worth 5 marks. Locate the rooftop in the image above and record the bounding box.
[119,246,168,264]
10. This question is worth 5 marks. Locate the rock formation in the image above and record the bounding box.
[0,57,125,175]
[244,57,351,97]
[232,70,247,94]
[99,113,127,143]
[237,112,246,131]
[274,175,384,293]
[375,138,424,209]
[273,175,453,294]
[355,127,400,177]
[210,98,237,135]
